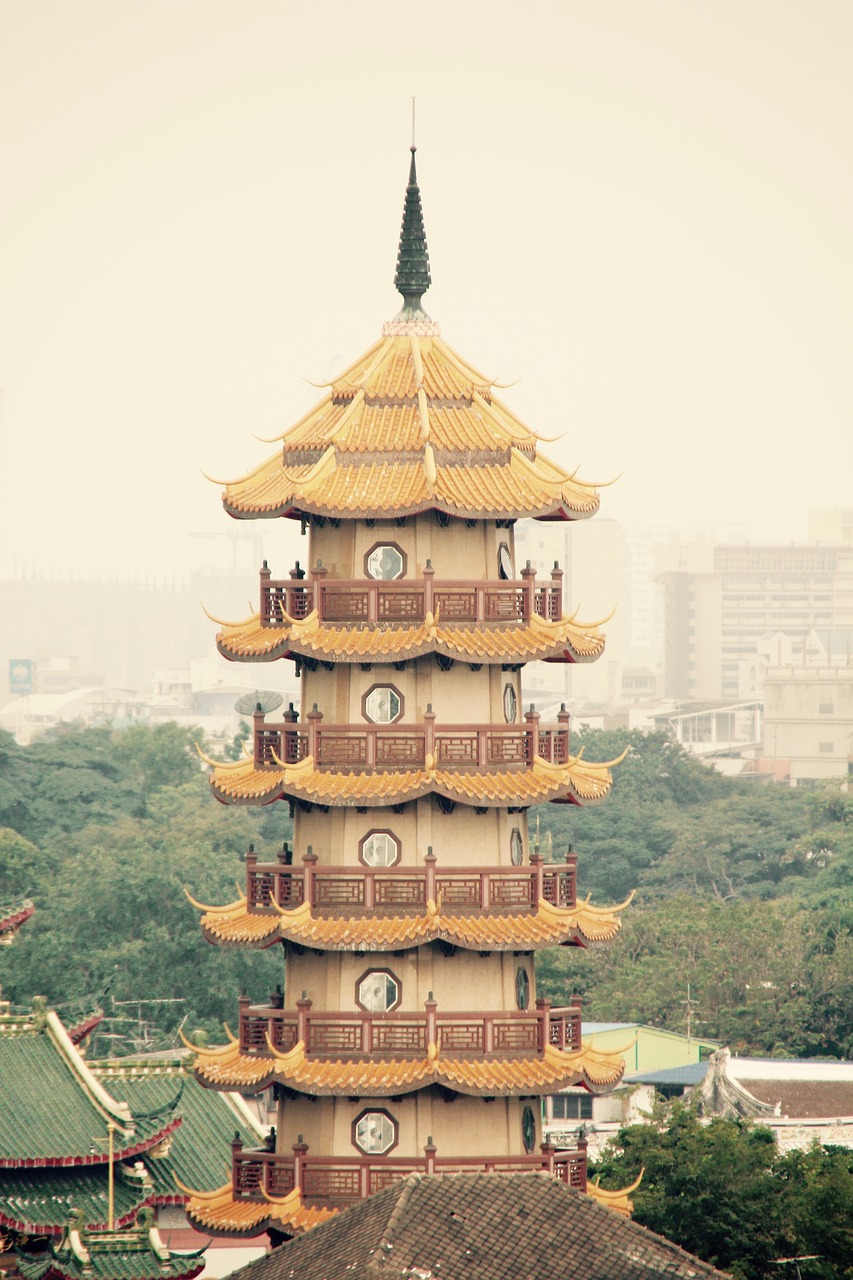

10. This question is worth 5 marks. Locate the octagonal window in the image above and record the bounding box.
[521,1104,536,1154]
[353,1109,398,1156]
[510,827,524,866]
[359,830,401,868]
[363,685,403,724]
[516,966,530,1011]
[356,969,401,1013]
[366,543,406,581]
[503,683,517,724]
[498,542,514,581]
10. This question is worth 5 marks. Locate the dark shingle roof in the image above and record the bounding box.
[223,1172,730,1280]
[741,1078,853,1118]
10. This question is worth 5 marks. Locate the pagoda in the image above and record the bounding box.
[186,146,630,1241]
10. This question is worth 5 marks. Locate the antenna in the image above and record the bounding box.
[235,691,284,716]
[411,95,416,148]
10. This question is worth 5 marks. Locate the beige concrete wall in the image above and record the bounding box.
[308,515,518,582]
[294,798,531,869]
[275,1092,541,1160]
[283,947,536,1015]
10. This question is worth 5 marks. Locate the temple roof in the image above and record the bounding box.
[0,895,35,943]
[0,1167,149,1237]
[193,1172,729,1276]
[216,332,601,524]
[16,1219,205,1280]
[0,1010,180,1168]
[206,751,614,810]
[190,1038,625,1098]
[191,892,629,952]
[214,608,606,666]
[89,1061,265,1202]
[184,1185,332,1239]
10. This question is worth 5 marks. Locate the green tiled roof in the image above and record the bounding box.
[0,1167,147,1234]
[91,1060,263,1197]
[17,1222,205,1280]
[0,1015,181,1166]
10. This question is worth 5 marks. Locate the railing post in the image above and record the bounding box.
[423,559,435,618]
[558,702,570,762]
[292,1137,308,1195]
[259,560,272,625]
[424,704,436,762]
[230,1131,243,1193]
[367,580,378,624]
[296,995,312,1048]
[525,706,540,761]
[245,847,258,905]
[424,1137,437,1175]
[424,847,437,904]
[238,994,251,1050]
[310,561,327,622]
[364,870,375,910]
[481,872,490,910]
[571,995,583,1050]
[253,706,266,768]
[521,560,536,620]
[530,852,545,904]
[536,995,552,1051]
[302,845,317,907]
[578,1136,588,1190]
[540,1140,555,1175]
[483,1015,493,1053]
[307,704,322,760]
[564,846,577,906]
[425,992,437,1048]
[288,559,306,616]
[550,561,564,619]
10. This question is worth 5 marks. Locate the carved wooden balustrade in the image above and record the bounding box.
[230,1135,587,1207]
[251,705,571,771]
[244,849,578,916]
[237,994,583,1058]
[259,559,564,627]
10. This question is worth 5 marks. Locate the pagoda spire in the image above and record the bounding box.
[393,145,431,318]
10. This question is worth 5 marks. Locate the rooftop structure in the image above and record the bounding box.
[186,146,631,1240]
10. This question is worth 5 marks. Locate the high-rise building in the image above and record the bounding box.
[183,149,631,1241]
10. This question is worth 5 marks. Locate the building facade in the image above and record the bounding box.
[184,150,630,1240]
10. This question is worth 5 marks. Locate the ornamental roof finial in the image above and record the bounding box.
[393,112,432,320]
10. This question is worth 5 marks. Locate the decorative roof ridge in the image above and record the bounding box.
[44,1010,135,1132]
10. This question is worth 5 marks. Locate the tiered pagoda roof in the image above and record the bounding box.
[0,895,35,945]
[203,750,618,809]
[188,1035,626,1097]
[189,890,631,951]
[214,332,602,525]
[213,607,607,667]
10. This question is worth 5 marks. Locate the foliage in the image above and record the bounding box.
[593,1105,853,1280]
[0,723,291,1046]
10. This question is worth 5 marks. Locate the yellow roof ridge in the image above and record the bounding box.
[589,1169,644,1200]
[261,1185,302,1208]
[173,1174,228,1201]
[270,896,312,922]
[267,1037,307,1065]
[205,602,259,628]
[281,443,337,488]
[184,885,246,914]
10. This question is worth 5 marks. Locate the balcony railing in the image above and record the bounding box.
[237,994,583,1058]
[259,559,564,627]
[251,706,570,771]
[244,849,577,916]
[230,1135,587,1207]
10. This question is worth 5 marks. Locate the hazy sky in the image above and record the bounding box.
[2,1,852,581]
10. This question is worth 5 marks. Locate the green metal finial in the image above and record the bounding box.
[393,145,431,319]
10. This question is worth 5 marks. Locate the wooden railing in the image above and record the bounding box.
[237,995,583,1058]
[251,706,570,771]
[259,559,564,627]
[230,1135,587,1207]
[244,849,577,916]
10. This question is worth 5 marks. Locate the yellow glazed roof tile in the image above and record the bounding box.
[190,891,631,952]
[206,753,616,810]
[218,333,600,522]
[185,1182,334,1237]
[189,1039,625,1098]
[214,611,606,666]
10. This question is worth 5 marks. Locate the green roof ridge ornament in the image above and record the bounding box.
[393,144,432,320]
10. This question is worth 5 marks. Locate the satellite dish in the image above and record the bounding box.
[234,690,284,716]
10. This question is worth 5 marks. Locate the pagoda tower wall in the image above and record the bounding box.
[184,147,628,1237]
